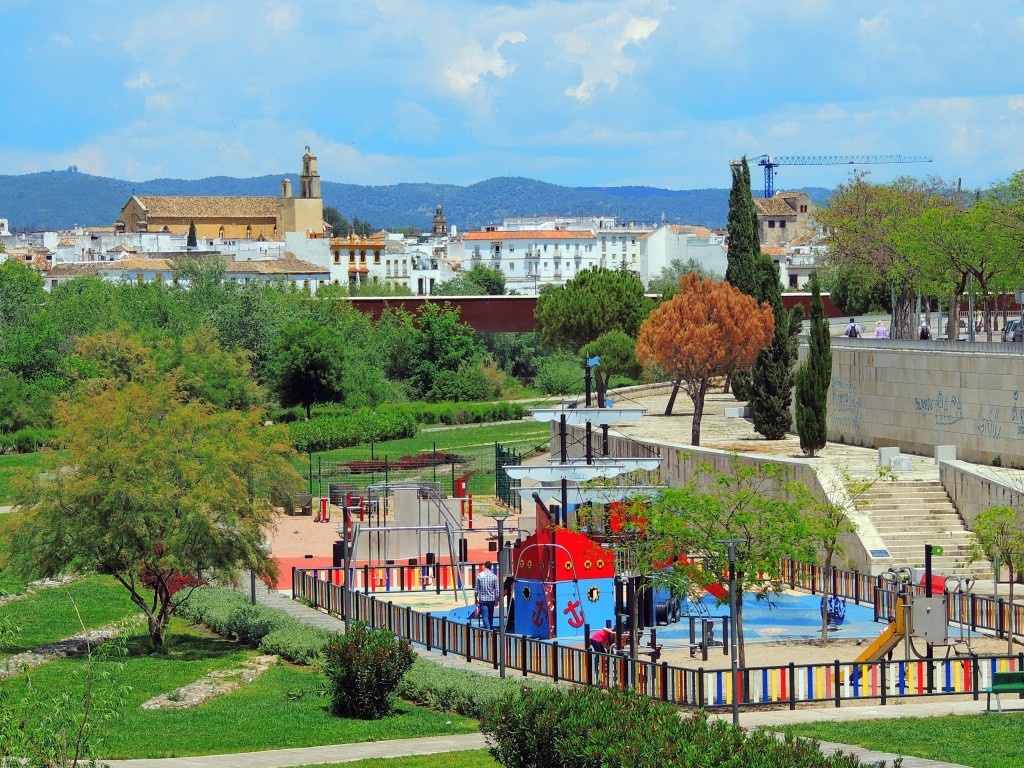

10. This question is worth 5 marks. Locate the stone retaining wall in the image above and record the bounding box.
[824,338,1024,466]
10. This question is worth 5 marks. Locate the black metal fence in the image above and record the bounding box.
[495,442,522,511]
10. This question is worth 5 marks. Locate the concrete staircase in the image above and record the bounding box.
[858,481,990,578]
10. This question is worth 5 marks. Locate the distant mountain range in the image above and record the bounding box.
[0,167,832,233]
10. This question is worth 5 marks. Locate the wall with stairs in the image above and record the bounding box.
[858,481,989,578]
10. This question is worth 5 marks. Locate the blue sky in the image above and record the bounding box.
[3,0,1024,192]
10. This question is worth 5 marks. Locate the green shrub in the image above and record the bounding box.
[481,686,888,768]
[376,400,525,426]
[322,621,415,719]
[535,353,582,395]
[259,624,337,666]
[427,362,503,403]
[225,603,284,646]
[0,428,59,454]
[288,408,417,452]
[397,657,545,718]
[178,587,336,664]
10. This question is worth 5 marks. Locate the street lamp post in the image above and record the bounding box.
[490,511,514,678]
[717,538,745,725]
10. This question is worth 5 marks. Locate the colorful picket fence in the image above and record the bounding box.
[293,566,1024,711]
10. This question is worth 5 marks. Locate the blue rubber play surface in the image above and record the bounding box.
[436,591,886,645]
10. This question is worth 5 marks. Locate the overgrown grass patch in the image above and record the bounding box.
[0,575,142,654]
[784,712,1024,768]
[0,452,45,504]
[0,620,479,759]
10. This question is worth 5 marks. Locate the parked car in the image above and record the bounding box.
[1002,318,1021,342]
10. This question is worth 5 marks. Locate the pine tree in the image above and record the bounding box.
[725,157,763,401]
[750,297,803,440]
[187,220,198,248]
[795,274,832,456]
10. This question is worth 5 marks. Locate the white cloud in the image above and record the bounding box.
[124,72,153,90]
[441,31,526,97]
[558,12,660,102]
[264,3,296,32]
[51,33,72,47]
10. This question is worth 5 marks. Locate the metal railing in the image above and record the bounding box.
[294,565,1024,710]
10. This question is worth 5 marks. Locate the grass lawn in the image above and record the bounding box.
[0,575,142,654]
[784,712,1024,768]
[1,622,479,759]
[312,421,552,496]
[0,452,44,505]
[293,752,497,768]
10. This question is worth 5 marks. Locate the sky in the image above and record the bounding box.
[3,0,1024,192]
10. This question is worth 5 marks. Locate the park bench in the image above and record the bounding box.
[985,670,1024,712]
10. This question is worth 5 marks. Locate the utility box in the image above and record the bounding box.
[911,595,948,644]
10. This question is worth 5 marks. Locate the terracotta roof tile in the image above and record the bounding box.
[225,259,328,275]
[45,263,103,278]
[463,230,594,241]
[754,198,796,216]
[134,196,278,219]
[761,245,790,257]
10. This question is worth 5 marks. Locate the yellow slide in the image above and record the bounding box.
[854,598,907,664]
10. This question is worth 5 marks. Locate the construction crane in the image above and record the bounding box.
[755,154,933,198]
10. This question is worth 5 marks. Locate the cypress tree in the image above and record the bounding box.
[187,220,198,248]
[795,274,832,456]
[725,157,762,401]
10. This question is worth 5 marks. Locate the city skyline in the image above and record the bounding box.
[2,1,1023,193]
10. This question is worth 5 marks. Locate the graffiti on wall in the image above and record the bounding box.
[831,378,861,437]
[914,391,964,428]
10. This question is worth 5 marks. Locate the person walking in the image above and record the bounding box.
[874,321,889,339]
[474,561,499,629]
[844,318,860,338]
[919,320,931,340]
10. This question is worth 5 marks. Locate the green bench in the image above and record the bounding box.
[985,670,1024,712]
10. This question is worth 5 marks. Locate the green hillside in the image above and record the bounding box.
[0,166,832,233]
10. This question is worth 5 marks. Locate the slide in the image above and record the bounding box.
[854,621,904,663]
[854,596,907,664]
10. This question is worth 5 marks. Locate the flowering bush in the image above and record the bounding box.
[322,621,415,719]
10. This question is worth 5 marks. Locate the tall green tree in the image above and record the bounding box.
[0,260,45,331]
[724,158,762,401]
[270,317,347,418]
[794,274,831,457]
[433,265,506,296]
[187,220,198,248]
[10,373,299,653]
[971,506,1024,654]
[817,173,955,339]
[535,267,652,352]
[748,253,802,440]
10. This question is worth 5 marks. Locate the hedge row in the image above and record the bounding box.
[396,657,546,719]
[482,686,887,768]
[379,401,526,426]
[0,428,59,454]
[178,587,337,665]
[288,409,418,453]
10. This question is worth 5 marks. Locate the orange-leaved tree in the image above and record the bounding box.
[636,273,774,445]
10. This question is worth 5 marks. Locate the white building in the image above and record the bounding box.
[637,225,727,284]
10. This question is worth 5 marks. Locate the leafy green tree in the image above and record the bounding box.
[187,220,198,248]
[647,257,722,298]
[10,375,299,652]
[535,267,652,352]
[627,455,816,666]
[0,260,45,331]
[409,302,483,400]
[479,332,542,381]
[433,265,507,296]
[795,274,831,457]
[581,330,641,406]
[971,505,1024,654]
[0,374,53,433]
[817,173,956,339]
[323,205,350,236]
[270,317,348,418]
